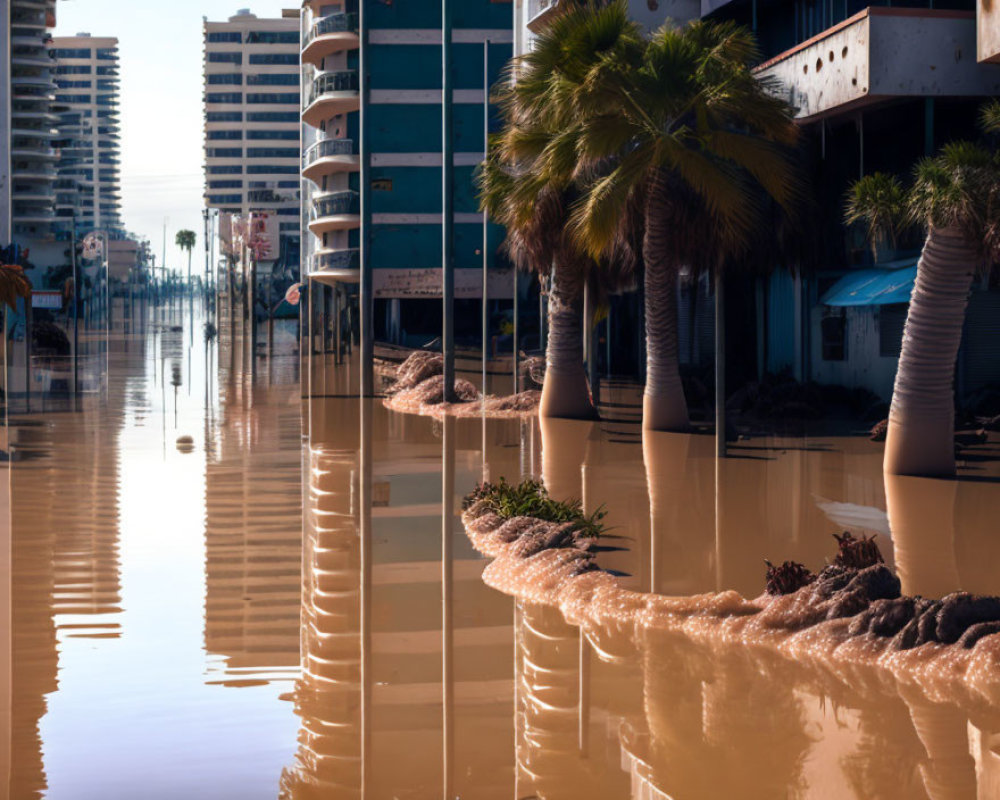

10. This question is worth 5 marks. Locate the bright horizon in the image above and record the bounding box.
[53,0,296,275]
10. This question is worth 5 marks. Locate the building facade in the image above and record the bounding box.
[51,35,124,235]
[6,0,60,245]
[300,0,514,348]
[203,9,302,258]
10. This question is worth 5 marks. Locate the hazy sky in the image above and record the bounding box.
[54,0,295,273]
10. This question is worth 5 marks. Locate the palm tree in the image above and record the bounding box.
[175,229,197,290]
[478,4,640,419]
[0,263,33,402]
[566,12,801,431]
[846,104,1000,477]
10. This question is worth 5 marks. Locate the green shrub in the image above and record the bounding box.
[463,477,607,538]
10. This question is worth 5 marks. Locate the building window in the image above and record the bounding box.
[56,80,92,88]
[246,74,299,86]
[207,194,243,204]
[247,112,299,122]
[249,53,298,65]
[245,31,298,44]
[209,180,243,189]
[206,32,242,43]
[55,65,91,75]
[207,130,242,140]
[208,52,242,64]
[247,147,299,158]
[54,48,92,58]
[208,165,243,175]
[205,92,243,104]
[247,165,298,174]
[821,309,847,361]
[96,66,116,76]
[246,93,299,105]
[879,304,907,358]
[247,130,299,140]
[96,49,117,60]
[206,147,242,158]
[207,73,242,85]
[207,111,243,122]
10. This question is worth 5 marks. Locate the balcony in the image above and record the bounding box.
[302,70,360,128]
[757,8,1000,121]
[302,12,360,67]
[527,0,565,33]
[302,138,359,183]
[309,248,361,285]
[309,190,360,234]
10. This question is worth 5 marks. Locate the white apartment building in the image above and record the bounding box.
[51,34,124,234]
[202,9,301,243]
[6,0,60,243]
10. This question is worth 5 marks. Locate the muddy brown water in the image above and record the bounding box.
[5,306,1000,798]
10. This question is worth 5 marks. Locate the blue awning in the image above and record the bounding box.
[821,260,918,307]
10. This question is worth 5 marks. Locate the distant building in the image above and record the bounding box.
[202,8,302,275]
[50,34,124,236]
[299,0,514,348]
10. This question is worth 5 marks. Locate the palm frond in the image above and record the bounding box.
[0,264,33,310]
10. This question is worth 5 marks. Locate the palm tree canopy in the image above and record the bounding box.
[565,14,802,266]
[175,229,197,252]
[0,264,33,310]
[844,172,909,262]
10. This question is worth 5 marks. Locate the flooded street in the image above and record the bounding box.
[7,305,1000,798]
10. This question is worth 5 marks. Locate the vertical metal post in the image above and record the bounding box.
[512,272,519,394]
[442,0,456,402]
[71,225,79,396]
[359,397,373,796]
[481,38,489,396]
[24,294,31,413]
[359,1,374,397]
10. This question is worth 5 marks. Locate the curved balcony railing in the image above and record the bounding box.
[312,249,360,273]
[312,190,359,219]
[306,12,358,47]
[302,138,355,169]
[307,71,358,106]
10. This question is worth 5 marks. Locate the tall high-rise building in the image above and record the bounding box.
[299,0,514,347]
[202,9,302,245]
[6,0,60,244]
[50,34,124,234]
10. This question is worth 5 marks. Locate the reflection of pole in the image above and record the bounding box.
[442,414,455,800]
[481,38,489,397]
[24,294,31,413]
[359,397,373,795]
[71,225,79,397]
[442,0,456,403]
[513,272,519,394]
[715,271,725,458]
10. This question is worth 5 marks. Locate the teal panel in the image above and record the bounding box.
[369,166,480,214]
[368,104,487,152]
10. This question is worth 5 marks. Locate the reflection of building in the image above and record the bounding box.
[203,374,303,685]
[50,35,124,234]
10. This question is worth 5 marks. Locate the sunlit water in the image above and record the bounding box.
[5,300,1000,798]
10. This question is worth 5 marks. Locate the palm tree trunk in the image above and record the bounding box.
[884,225,976,477]
[643,181,688,432]
[539,261,597,420]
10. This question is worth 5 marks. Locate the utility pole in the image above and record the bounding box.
[481,38,489,396]
[441,0,455,402]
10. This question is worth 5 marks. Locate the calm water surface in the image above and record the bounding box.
[7,303,1000,799]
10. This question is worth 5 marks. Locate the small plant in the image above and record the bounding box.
[764,560,815,595]
[832,532,884,570]
[463,477,608,538]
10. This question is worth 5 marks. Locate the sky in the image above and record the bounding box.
[53,0,295,274]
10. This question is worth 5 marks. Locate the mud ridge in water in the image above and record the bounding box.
[383,351,540,419]
[462,496,1000,714]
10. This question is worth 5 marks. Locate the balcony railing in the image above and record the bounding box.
[305,12,358,48]
[307,71,359,106]
[302,138,355,169]
[311,190,359,218]
[312,248,360,272]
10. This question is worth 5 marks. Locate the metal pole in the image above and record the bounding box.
[512,271,519,393]
[481,38,489,397]
[359,1,374,397]
[442,0,456,402]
